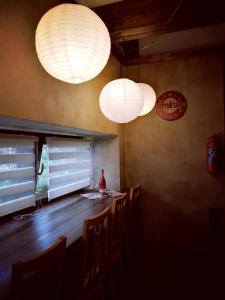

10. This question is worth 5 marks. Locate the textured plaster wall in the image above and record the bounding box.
[0,0,121,136]
[123,54,225,250]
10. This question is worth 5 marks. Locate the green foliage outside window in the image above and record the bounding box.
[36,145,49,196]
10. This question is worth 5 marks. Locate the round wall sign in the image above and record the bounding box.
[155,91,187,121]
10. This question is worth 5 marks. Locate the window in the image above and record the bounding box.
[0,135,37,217]
[0,134,93,217]
[47,138,93,200]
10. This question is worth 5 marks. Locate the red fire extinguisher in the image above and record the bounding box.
[207,135,219,174]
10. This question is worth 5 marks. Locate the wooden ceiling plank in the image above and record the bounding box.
[95,0,225,41]
[94,0,225,64]
[94,0,176,33]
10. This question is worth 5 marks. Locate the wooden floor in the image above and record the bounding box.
[121,252,208,300]
[111,245,225,300]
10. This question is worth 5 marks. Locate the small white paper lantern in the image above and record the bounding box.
[99,79,144,123]
[137,83,156,116]
[35,4,111,84]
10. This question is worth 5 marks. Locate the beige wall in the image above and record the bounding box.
[0,0,121,136]
[123,54,225,250]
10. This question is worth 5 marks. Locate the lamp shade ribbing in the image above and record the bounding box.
[99,79,144,123]
[35,4,111,84]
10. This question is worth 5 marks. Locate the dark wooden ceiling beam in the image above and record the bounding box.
[95,0,225,41]
[122,44,225,66]
[94,0,225,64]
[94,0,176,41]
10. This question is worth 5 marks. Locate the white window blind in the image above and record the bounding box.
[47,138,93,200]
[0,135,37,217]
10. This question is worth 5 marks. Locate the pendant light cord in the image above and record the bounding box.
[120,61,122,77]
[137,63,140,82]
[141,0,184,51]
[119,0,184,52]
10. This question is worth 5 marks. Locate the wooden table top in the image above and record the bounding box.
[0,192,112,299]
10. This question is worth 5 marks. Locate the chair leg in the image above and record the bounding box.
[126,229,139,268]
[109,253,127,300]
[105,262,115,300]
[122,232,129,268]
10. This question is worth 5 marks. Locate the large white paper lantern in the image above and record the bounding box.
[35,4,111,84]
[99,79,144,123]
[137,83,156,116]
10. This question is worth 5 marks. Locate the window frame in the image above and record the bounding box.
[0,130,94,218]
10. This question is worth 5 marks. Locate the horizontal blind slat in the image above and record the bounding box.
[48,179,91,200]
[0,167,34,180]
[46,139,90,148]
[49,160,91,173]
[49,169,91,186]
[0,153,35,164]
[49,151,91,160]
[49,142,90,150]
[0,140,36,148]
[0,195,36,217]
[0,181,35,197]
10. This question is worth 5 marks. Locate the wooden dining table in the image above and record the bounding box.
[0,192,113,300]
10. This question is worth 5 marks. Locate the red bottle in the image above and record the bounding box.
[99,169,106,193]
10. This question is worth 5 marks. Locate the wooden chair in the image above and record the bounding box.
[11,236,67,300]
[81,207,111,300]
[110,193,128,254]
[127,184,141,261]
[129,184,141,231]
[107,193,128,299]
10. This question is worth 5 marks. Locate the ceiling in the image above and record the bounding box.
[75,0,124,8]
[75,0,225,65]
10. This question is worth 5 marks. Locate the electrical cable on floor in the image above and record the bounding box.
[12,195,45,221]
[12,214,33,220]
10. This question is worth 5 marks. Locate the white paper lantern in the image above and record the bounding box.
[137,83,156,116]
[99,79,144,123]
[35,4,111,84]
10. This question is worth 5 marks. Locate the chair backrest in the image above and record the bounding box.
[82,207,110,288]
[11,236,67,300]
[110,193,128,251]
[129,184,141,228]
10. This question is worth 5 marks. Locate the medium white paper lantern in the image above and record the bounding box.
[137,83,156,116]
[35,4,111,84]
[99,79,144,123]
